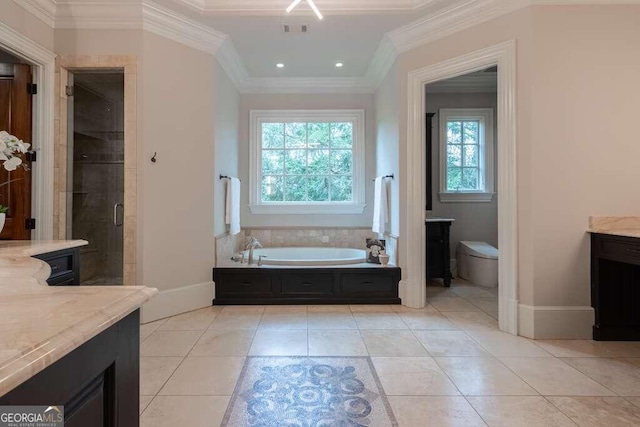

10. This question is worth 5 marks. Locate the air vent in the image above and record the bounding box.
[282,24,309,34]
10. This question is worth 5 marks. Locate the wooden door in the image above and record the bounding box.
[0,63,33,240]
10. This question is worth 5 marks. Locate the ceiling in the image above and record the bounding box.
[153,0,453,78]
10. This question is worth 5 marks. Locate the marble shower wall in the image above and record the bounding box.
[215,230,246,265]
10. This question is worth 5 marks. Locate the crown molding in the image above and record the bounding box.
[174,0,438,14]
[12,0,57,27]
[364,35,398,89]
[142,1,227,54]
[216,38,249,86]
[55,2,142,29]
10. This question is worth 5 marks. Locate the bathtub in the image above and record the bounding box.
[242,247,366,266]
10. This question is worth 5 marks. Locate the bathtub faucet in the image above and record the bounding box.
[245,237,263,265]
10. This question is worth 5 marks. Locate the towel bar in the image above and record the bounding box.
[372,174,394,182]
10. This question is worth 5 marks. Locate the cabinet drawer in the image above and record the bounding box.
[340,273,394,296]
[598,237,640,265]
[33,248,79,285]
[281,273,333,296]
[214,271,272,296]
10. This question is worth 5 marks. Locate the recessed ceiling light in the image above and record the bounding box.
[335,62,344,68]
[276,63,284,68]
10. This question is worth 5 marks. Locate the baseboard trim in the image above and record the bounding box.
[518,304,594,339]
[141,281,215,323]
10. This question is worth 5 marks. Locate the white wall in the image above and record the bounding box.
[213,59,240,237]
[0,1,54,51]
[374,63,401,237]
[238,93,377,228]
[426,91,498,256]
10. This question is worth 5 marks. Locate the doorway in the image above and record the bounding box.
[67,71,124,285]
[0,49,33,240]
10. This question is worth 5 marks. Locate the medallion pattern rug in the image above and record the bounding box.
[221,357,398,427]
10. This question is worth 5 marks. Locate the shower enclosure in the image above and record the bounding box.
[67,71,124,285]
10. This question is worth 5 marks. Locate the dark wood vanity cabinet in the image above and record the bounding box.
[213,268,401,305]
[426,221,453,287]
[591,233,640,340]
[33,247,81,286]
[0,310,140,427]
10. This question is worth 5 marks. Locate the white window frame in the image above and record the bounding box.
[438,108,495,203]
[249,109,366,215]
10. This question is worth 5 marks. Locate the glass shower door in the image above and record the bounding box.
[68,71,124,285]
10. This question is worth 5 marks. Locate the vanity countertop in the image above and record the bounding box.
[0,240,157,397]
[587,216,640,239]
[425,217,456,223]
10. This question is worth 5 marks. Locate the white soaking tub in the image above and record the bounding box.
[242,247,366,266]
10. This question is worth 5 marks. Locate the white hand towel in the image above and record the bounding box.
[225,177,241,236]
[372,176,389,234]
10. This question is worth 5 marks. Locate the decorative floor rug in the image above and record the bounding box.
[222,357,398,427]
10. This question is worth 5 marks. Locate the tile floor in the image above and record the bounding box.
[139,279,640,426]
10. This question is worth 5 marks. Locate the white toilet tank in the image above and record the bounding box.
[457,241,499,288]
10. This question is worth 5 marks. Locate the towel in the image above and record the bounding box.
[372,176,389,234]
[225,177,241,236]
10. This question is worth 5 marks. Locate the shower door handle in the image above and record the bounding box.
[113,203,124,227]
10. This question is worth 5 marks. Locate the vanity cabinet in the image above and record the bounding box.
[33,247,81,286]
[213,267,401,305]
[426,221,453,287]
[0,310,140,427]
[591,233,640,340]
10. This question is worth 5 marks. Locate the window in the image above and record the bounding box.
[249,110,365,214]
[438,108,494,202]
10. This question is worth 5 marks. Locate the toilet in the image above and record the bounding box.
[457,241,499,288]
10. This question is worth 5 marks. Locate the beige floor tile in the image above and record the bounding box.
[360,330,429,357]
[426,286,459,298]
[547,396,640,426]
[486,311,499,320]
[140,395,154,415]
[466,297,499,313]
[249,330,308,356]
[466,331,553,357]
[189,330,255,356]
[220,305,265,314]
[627,397,640,408]
[371,356,441,374]
[140,356,183,395]
[308,305,351,313]
[259,313,308,330]
[562,357,640,396]
[436,357,537,396]
[140,331,202,357]
[307,313,358,329]
[534,340,619,358]
[349,304,396,313]
[398,311,459,330]
[467,396,575,426]
[373,357,460,396]
[499,357,616,396]
[378,370,460,396]
[595,342,640,358]
[159,356,244,395]
[353,313,408,329]
[388,396,487,427]
[428,297,481,312]
[308,330,368,356]
[158,307,220,331]
[263,305,308,314]
[140,396,230,427]
[140,319,168,341]
[450,284,496,299]
[443,312,499,331]
[208,313,262,330]
[391,304,438,313]
[414,331,490,357]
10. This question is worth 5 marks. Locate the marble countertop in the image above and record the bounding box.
[587,216,640,239]
[425,217,456,223]
[0,240,157,397]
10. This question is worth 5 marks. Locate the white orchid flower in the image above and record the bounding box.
[3,156,22,171]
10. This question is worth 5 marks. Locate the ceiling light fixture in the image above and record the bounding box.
[286,0,323,20]
[276,63,285,68]
[335,62,344,68]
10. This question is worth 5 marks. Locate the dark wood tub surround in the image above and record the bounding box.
[213,267,401,305]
